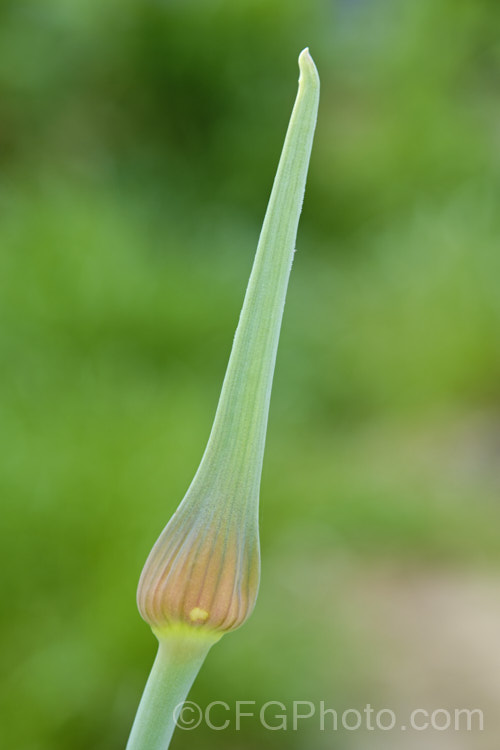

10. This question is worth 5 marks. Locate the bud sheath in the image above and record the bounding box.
[137,49,319,639]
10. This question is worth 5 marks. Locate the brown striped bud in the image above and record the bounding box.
[137,488,260,636]
[135,49,319,645]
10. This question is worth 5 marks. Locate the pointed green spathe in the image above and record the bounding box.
[127,48,320,750]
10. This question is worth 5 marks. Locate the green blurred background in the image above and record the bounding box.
[1,1,500,748]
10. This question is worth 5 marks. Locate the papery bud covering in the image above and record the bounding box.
[138,493,260,635]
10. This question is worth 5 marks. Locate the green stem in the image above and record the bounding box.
[126,633,217,750]
[194,49,320,499]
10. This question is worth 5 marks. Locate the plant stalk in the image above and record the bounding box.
[192,47,320,503]
[126,633,218,750]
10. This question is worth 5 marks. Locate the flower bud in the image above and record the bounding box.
[136,48,318,644]
[137,489,260,636]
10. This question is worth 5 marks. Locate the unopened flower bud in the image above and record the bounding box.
[137,489,260,635]
[135,48,319,648]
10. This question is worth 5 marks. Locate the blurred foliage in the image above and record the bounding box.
[1,1,500,749]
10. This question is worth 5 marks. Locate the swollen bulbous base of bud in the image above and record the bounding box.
[137,496,260,636]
